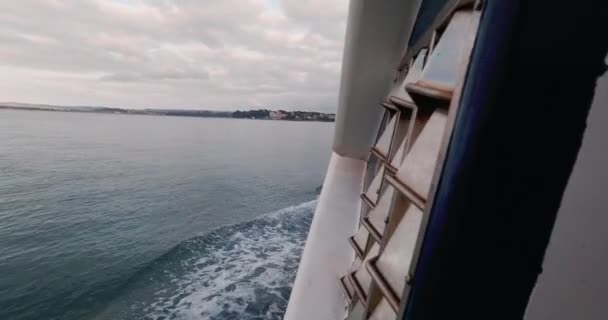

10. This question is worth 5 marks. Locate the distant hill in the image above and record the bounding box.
[0,103,335,122]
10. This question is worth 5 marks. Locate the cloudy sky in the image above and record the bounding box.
[0,0,348,111]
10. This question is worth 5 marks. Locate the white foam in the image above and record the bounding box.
[143,200,317,320]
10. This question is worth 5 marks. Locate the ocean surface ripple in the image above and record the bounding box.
[96,200,316,320]
[0,110,332,320]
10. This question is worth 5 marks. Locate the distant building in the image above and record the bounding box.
[269,110,287,120]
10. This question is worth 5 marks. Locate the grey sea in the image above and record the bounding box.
[0,109,333,320]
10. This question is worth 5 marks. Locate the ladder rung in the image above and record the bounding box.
[366,257,401,313]
[385,163,398,175]
[388,96,416,110]
[406,83,452,100]
[339,275,355,304]
[360,193,376,209]
[349,235,365,260]
[347,272,369,307]
[381,101,400,112]
[406,83,452,109]
[370,147,388,162]
[362,216,383,243]
[386,174,426,210]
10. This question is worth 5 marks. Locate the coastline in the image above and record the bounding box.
[0,103,336,123]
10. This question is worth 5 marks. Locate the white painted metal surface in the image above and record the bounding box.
[353,243,380,298]
[389,111,415,168]
[364,166,385,204]
[335,8,484,318]
[419,10,477,92]
[376,204,423,296]
[375,115,397,157]
[388,48,427,103]
[287,1,424,318]
[347,302,366,320]
[390,137,409,169]
[353,227,370,255]
[369,298,396,320]
[367,186,395,237]
[395,109,448,199]
[284,152,365,320]
[333,0,423,159]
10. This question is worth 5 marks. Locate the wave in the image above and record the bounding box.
[94,200,316,320]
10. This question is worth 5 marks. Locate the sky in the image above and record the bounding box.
[0,0,349,111]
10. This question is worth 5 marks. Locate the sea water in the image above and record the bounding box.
[0,109,333,320]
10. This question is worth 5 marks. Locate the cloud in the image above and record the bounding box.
[0,0,348,111]
[100,69,210,82]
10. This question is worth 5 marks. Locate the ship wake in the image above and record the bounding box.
[95,200,316,320]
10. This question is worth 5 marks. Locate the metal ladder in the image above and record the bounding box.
[339,3,482,319]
